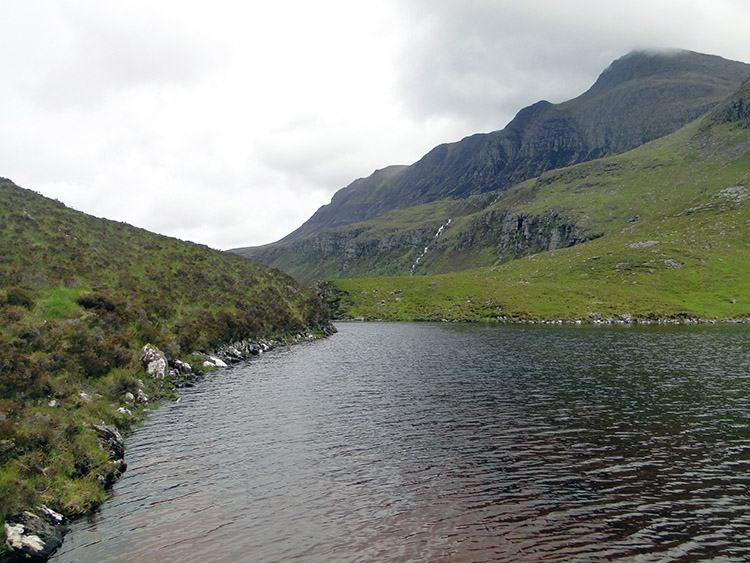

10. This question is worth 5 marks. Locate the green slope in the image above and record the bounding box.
[324,85,750,323]
[0,180,331,530]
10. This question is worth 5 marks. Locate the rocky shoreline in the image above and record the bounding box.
[479,313,750,325]
[2,325,336,562]
[347,314,750,325]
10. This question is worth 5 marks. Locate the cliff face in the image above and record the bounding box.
[703,79,750,127]
[456,209,599,261]
[262,50,750,244]
[242,205,599,284]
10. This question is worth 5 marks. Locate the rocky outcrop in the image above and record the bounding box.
[138,344,168,379]
[721,96,750,124]
[237,223,440,282]
[253,225,434,263]
[93,423,125,461]
[237,206,598,283]
[704,79,750,127]
[459,209,598,260]
[3,506,65,560]
[93,422,127,488]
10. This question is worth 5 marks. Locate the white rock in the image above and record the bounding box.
[5,523,45,553]
[37,506,63,523]
[208,356,228,368]
[138,344,169,379]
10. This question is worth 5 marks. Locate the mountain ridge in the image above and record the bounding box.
[236,49,749,254]
[234,51,750,283]
[233,62,750,287]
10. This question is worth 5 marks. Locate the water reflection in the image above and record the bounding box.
[54,323,750,562]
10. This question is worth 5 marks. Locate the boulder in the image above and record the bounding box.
[4,506,65,560]
[172,359,192,374]
[76,391,92,404]
[93,422,125,461]
[138,344,168,379]
[92,423,127,488]
[97,459,127,489]
[224,347,243,361]
[204,356,228,368]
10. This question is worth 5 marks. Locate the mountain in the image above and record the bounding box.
[325,78,750,322]
[259,50,749,244]
[0,179,332,544]
[233,50,750,282]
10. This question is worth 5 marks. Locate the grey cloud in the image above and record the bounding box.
[256,135,373,194]
[29,3,219,109]
[392,1,700,132]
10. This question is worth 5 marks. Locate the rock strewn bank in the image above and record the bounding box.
[471,313,750,325]
[1,325,336,562]
[351,315,750,325]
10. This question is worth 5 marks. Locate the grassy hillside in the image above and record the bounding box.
[325,94,750,323]
[0,180,331,532]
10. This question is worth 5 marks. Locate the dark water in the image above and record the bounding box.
[53,322,750,562]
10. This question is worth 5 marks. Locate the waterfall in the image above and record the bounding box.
[410,219,452,275]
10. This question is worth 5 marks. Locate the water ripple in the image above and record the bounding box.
[53,323,750,562]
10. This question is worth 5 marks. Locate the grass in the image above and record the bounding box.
[35,288,85,321]
[0,179,332,531]
[330,236,750,323]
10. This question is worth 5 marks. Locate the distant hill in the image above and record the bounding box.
[233,50,750,285]
[0,180,332,538]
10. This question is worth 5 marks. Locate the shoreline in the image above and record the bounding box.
[338,315,750,326]
[2,325,336,562]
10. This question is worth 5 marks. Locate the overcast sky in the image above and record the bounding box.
[2,1,750,250]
